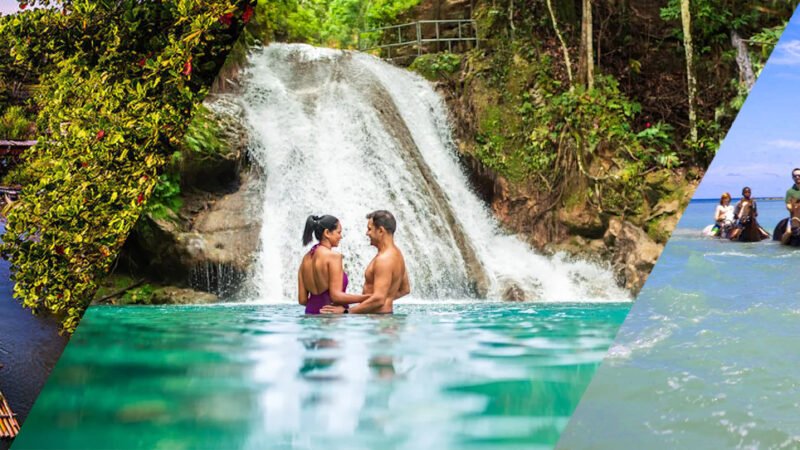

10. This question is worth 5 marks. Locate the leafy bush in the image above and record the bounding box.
[0,106,34,140]
[1,0,254,332]
[409,53,463,81]
[258,0,420,48]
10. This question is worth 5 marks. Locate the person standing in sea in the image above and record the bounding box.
[786,168,800,211]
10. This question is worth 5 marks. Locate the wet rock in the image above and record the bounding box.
[188,172,262,272]
[150,286,218,305]
[502,283,526,301]
[604,218,663,293]
[124,170,261,296]
[558,205,608,239]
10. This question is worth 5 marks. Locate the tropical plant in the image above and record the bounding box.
[1,0,254,332]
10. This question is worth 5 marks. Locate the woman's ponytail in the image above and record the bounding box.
[302,215,320,246]
[302,215,338,245]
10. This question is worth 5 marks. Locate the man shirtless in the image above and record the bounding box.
[321,210,410,314]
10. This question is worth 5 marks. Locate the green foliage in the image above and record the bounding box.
[750,23,786,60]
[322,0,420,47]
[1,0,253,332]
[659,1,796,164]
[0,106,34,140]
[257,0,419,48]
[122,283,155,305]
[470,40,678,217]
[258,0,325,42]
[184,105,225,156]
[146,172,184,220]
[409,52,463,81]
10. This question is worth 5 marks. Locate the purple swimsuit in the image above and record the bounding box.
[305,244,349,314]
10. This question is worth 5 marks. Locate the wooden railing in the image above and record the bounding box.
[358,19,478,60]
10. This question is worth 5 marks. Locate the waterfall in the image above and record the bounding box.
[238,43,628,302]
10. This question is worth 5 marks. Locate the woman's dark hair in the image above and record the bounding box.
[302,215,339,245]
[742,186,751,195]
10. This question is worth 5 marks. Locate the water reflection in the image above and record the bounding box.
[15,303,629,450]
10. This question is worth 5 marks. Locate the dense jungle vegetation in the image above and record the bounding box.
[0,0,254,332]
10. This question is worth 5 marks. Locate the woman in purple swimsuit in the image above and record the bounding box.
[297,214,369,314]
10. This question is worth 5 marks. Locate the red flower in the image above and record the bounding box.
[242,5,254,24]
[219,12,234,26]
[96,130,105,140]
[645,122,651,129]
[20,3,27,10]
[182,57,192,76]
[137,193,144,205]
[81,162,88,168]
[137,57,147,68]
[55,245,65,255]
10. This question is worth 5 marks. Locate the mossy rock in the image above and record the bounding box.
[558,204,608,239]
[409,53,463,82]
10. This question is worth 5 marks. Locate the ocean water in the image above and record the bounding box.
[558,199,800,449]
[15,302,629,450]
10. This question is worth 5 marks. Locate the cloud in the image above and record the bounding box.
[771,40,800,65]
[726,172,743,177]
[769,139,800,149]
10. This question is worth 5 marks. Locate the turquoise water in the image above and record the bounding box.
[15,302,629,449]
[558,200,800,449]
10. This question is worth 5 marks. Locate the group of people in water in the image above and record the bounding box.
[297,210,410,315]
[709,168,800,245]
[711,186,770,241]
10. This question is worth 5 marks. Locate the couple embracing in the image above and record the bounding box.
[297,210,410,314]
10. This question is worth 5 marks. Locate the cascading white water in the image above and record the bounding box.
[239,43,628,302]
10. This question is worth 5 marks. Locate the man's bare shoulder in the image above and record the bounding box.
[376,247,405,264]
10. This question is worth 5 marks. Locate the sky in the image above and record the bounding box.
[694,9,800,199]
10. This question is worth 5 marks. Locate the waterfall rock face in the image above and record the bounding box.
[127,170,261,297]
[603,218,663,292]
[238,44,627,303]
[123,95,261,298]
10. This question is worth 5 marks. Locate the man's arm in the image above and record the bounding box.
[397,269,410,299]
[327,254,370,305]
[350,257,392,314]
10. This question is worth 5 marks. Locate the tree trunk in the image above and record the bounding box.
[578,0,594,89]
[732,31,756,91]
[681,0,698,142]
[545,0,574,87]
[508,0,516,40]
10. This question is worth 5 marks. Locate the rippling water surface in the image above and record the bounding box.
[559,200,800,449]
[15,302,628,449]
